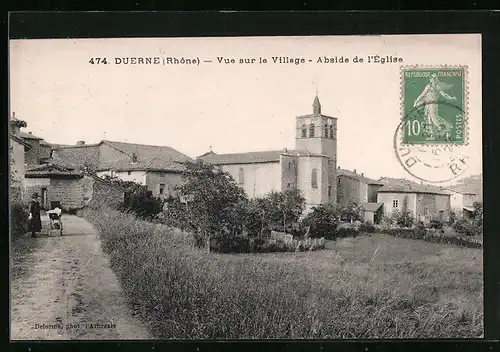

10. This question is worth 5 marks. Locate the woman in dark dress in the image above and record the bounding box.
[28,193,42,238]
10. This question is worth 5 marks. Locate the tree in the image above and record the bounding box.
[301,203,339,239]
[337,201,362,223]
[265,189,305,232]
[103,176,163,219]
[176,160,247,253]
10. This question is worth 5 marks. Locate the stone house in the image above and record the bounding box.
[199,96,338,212]
[10,133,32,202]
[14,130,52,166]
[10,113,52,166]
[444,185,480,217]
[24,163,124,211]
[336,168,385,224]
[377,178,451,222]
[52,139,192,200]
[336,168,384,204]
[10,133,31,187]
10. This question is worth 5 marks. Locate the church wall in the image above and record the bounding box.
[328,159,338,204]
[220,162,281,199]
[297,156,329,210]
[280,154,298,191]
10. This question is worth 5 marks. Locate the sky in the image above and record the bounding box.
[9,34,482,185]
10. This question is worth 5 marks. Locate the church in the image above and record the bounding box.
[199,96,338,212]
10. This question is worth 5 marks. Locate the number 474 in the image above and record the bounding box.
[89,58,108,64]
[405,119,421,136]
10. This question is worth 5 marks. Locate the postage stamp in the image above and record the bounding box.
[393,120,470,183]
[401,66,468,146]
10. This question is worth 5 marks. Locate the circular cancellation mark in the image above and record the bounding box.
[394,102,470,184]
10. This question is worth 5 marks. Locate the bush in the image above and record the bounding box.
[211,234,251,253]
[260,241,288,253]
[11,202,28,240]
[452,218,479,237]
[359,221,376,233]
[104,176,164,220]
[336,228,360,238]
[429,219,444,229]
[382,224,482,249]
[395,210,415,228]
[301,204,339,240]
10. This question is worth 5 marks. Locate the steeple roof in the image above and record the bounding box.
[313,95,321,115]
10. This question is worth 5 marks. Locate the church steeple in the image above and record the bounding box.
[313,95,321,115]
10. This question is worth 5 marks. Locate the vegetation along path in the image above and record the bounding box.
[10,213,150,340]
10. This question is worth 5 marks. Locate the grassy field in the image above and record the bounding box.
[81,207,483,339]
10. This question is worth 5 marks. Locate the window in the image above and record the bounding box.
[309,123,315,138]
[127,171,131,175]
[329,125,334,139]
[287,183,291,189]
[132,153,138,163]
[301,124,307,138]
[392,200,399,208]
[238,167,245,185]
[159,183,165,195]
[328,185,332,197]
[311,168,318,189]
[324,124,329,138]
[424,207,429,216]
[288,162,291,169]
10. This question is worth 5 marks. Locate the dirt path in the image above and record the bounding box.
[10,213,150,340]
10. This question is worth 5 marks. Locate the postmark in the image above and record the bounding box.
[401,65,468,146]
[394,117,470,183]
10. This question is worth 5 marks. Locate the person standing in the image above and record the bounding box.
[28,193,42,238]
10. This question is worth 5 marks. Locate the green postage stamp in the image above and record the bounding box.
[401,66,468,145]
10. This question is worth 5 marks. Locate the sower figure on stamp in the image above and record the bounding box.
[413,73,457,139]
[28,192,42,238]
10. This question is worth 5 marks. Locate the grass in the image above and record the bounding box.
[81,207,483,339]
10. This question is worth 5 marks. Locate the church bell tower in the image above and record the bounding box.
[295,95,337,160]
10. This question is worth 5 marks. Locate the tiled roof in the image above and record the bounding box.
[360,202,384,212]
[25,163,83,178]
[337,169,384,185]
[10,133,32,148]
[17,131,43,140]
[52,142,101,149]
[99,157,186,173]
[199,149,327,165]
[52,140,193,172]
[378,178,449,195]
[446,175,482,195]
[102,140,193,164]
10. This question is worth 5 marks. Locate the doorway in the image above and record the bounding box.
[41,188,48,210]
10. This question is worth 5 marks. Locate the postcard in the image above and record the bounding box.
[9,34,482,340]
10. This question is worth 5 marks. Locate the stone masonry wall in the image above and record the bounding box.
[86,174,124,209]
[49,178,85,210]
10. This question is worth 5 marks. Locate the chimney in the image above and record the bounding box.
[337,166,340,169]
[361,172,364,177]
[76,140,85,145]
[354,169,357,174]
[12,112,15,118]
[283,148,288,153]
